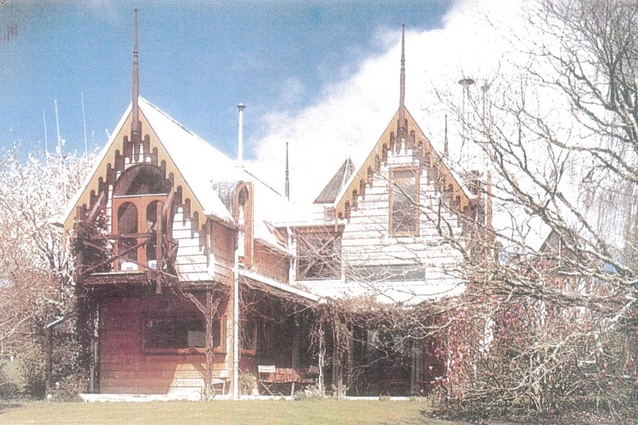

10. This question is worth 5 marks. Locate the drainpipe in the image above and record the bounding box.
[232,104,245,400]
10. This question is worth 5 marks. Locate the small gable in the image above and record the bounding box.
[314,158,355,204]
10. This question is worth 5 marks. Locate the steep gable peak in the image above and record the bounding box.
[326,28,474,222]
[314,158,355,204]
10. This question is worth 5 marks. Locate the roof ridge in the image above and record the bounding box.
[138,97,227,156]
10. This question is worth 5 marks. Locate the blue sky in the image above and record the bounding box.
[0,0,451,159]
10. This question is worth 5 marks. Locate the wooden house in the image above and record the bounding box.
[62,18,490,399]
[61,11,319,399]
[282,26,491,395]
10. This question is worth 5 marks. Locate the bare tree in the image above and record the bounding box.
[429,0,638,420]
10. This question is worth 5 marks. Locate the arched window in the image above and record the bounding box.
[234,183,253,268]
[114,164,171,196]
[146,201,161,263]
[117,202,138,268]
[112,165,171,272]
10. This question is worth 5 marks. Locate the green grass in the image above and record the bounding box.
[0,399,467,425]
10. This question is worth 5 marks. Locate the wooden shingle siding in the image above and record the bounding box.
[98,296,227,395]
[253,242,289,283]
[212,223,234,285]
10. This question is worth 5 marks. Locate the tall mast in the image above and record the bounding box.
[43,110,48,154]
[81,93,88,158]
[131,8,140,140]
[54,99,62,157]
[285,141,290,200]
[397,24,407,139]
[444,114,449,157]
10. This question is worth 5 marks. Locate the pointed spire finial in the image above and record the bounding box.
[398,24,407,138]
[131,8,140,139]
[400,23,405,111]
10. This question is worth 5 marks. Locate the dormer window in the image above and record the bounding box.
[389,168,419,236]
[112,165,171,272]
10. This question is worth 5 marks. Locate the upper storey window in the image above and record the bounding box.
[114,165,172,196]
[390,168,419,236]
[112,165,171,271]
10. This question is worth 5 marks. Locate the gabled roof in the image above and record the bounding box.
[331,105,473,221]
[139,98,239,223]
[314,158,355,204]
[62,97,236,230]
[63,97,291,243]
[322,25,474,222]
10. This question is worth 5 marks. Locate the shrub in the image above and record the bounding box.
[0,360,22,399]
[17,341,46,399]
[293,385,324,401]
[239,370,256,395]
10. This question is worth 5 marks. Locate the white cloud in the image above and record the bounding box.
[86,0,124,25]
[248,0,527,205]
[278,77,306,106]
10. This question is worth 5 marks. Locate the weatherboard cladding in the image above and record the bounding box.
[296,138,466,305]
[332,106,473,222]
[98,295,228,395]
[65,93,473,303]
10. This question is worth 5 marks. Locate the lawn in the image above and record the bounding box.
[0,399,465,425]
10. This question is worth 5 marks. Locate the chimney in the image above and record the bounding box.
[237,103,245,164]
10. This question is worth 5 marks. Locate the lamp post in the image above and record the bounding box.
[458,77,475,164]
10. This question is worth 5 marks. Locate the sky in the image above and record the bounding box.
[0,0,527,205]
[0,0,625,259]
[0,0,449,157]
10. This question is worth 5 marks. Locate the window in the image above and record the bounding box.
[114,165,172,196]
[142,317,225,354]
[390,168,419,236]
[347,264,425,283]
[112,165,171,271]
[240,319,257,355]
[117,202,139,267]
[296,232,342,280]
